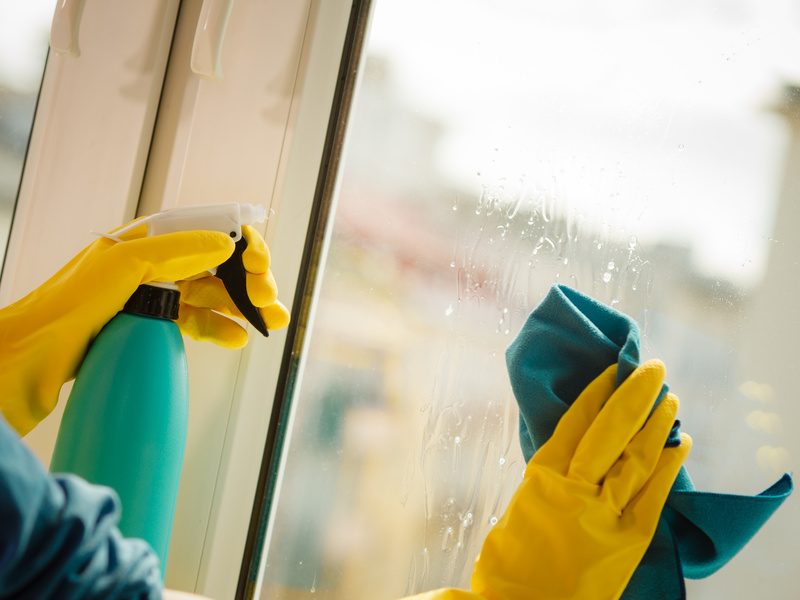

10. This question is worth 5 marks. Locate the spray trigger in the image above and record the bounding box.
[214,236,269,337]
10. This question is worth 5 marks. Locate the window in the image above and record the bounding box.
[0,2,51,271]
[6,1,797,597]
[252,2,800,598]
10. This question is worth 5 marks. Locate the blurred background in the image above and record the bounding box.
[260,1,800,599]
[0,1,51,266]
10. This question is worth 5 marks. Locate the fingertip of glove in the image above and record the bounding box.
[246,272,279,307]
[626,359,666,397]
[218,332,249,349]
[661,392,679,414]
[640,358,666,379]
[262,301,290,330]
[191,230,237,267]
[242,225,270,273]
[599,362,619,379]
[585,362,618,394]
[178,305,249,348]
[207,319,249,349]
[665,433,692,469]
[204,230,237,252]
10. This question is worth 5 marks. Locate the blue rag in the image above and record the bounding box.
[507,284,793,600]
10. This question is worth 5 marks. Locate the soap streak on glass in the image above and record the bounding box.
[258,2,800,599]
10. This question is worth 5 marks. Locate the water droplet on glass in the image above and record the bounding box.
[678,144,685,151]
[563,257,569,265]
[596,242,603,250]
[445,304,454,317]
[498,456,507,466]
[462,512,474,527]
[442,526,455,551]
[489,516,498,526]
[628,236,638,250]
[452,204,458,211]
[454,436,462,445]
[450,260,456,268]
[602,272,612,283]
[607,260,616,270]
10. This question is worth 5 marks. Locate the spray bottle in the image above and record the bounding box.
[49,203,270,570]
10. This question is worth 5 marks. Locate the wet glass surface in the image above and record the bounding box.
[259,2,800,598]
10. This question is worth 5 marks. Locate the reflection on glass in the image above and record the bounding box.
[259,2,800,599]
[0,2,53,268]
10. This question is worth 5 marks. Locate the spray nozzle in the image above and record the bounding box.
[107,203,271,337]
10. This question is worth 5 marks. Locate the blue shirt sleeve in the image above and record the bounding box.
[0,416,162,599]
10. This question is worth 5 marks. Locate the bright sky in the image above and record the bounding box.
[0,1,53,92]
[367,0,800,285]
[3,0,800,284]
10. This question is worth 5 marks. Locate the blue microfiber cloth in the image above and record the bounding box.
[507,284,793,600]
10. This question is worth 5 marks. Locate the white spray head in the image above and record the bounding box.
[238,204,267,227]
[105,203,268,243]
[98,203,274,336]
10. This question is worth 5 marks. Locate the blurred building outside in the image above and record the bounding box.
[261,51,798,598]
[0,2,50,269]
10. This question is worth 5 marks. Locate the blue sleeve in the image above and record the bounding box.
[0,416,162,599]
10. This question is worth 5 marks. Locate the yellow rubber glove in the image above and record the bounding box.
[0,223,288,436]
[403,360,691,600]
[177,225,290,348]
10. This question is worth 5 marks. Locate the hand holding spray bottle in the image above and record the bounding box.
[50,203,275,570]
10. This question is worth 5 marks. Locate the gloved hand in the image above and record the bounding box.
[403,360,691,600]
[177,225,290,348]
[0,221,289,436]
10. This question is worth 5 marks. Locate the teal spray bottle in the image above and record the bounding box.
[49,203,271,570]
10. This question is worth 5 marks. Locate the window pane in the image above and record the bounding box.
[259,2,799,598]
[0,2,52,270]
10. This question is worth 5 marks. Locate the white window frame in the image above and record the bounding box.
[132,0,361,596]
[1,0,363,597]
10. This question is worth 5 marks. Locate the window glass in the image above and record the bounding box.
[259,2,800,598]
[0,2,52,269]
